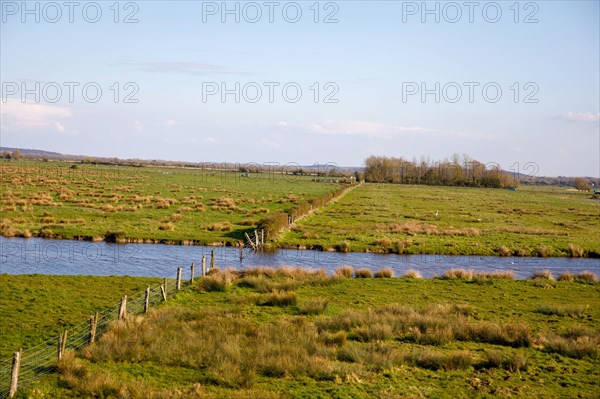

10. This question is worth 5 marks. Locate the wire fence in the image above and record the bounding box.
[0,268,191,398]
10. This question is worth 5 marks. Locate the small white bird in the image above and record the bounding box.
[435,210,439,217]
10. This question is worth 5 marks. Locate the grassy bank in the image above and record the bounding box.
[0,161,342,245]
[282,184,600,257]
[4,270,599,398]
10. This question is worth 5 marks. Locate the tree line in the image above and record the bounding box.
[364,155,519,188]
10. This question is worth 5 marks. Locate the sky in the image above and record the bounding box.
[1,0,599,177]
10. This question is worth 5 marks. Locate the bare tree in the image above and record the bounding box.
[574,177,592,191]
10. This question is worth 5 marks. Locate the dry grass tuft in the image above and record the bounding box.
[354,269,372,279]
[536,304,588,317]
[334,266,354,279]
[256,290,298,307]
[484,350,528,371]
[198,271,236,292]
[208,221,232,232]
[558,272,575,282]
[577,271,598,284]
[159,222,175,231]
[536,246,550,257]
[566,243,585,258]
[442,269,474,281]
[403,269,422,279]
[299,298,329,315]
[407,349,473,370]
[170,213,183,222]
[496,245,511,256]
[531,270,554,281]
[374,268,394,278]
[541,332,599,359]
[473,271,514,284]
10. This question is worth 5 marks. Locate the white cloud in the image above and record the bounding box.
[205,137,216,143]
[308,120,431,138]
[561,112,600,123]
[276,121,288,127]
[134,120,144,131]
[54,122,65,134]
[164,119,176,127]
[0,99,71,131]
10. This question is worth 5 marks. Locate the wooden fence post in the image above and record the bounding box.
[210,249,215,271]
[261,229,265,245]
[176,267,182,290]
[118,295,127,320]
[245,232,256,250]
[8,348,22,398]
[144,286,150,313]
[202,256,207,276]
[58,330,68,361]
[89,315,97,344]
[160,285,167,301]
[190,262,195,284]
[239,247,243,263]
[62,330,68,354]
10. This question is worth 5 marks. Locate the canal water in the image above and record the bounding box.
[1,237,598,280]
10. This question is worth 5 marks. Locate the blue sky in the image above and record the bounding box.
[1,0,599,177]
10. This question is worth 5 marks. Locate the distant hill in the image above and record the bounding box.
[0,147,67,158]
[0,147,596,185]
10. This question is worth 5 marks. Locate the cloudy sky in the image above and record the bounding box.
[1,1,598,177]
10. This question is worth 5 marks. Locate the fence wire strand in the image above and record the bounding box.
[0,274,184,398]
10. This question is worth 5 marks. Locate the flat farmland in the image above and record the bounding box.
[9,271,600,398]
[0,161,342,245]
[282,184,600,257]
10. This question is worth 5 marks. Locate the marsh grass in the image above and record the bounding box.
[198,271,236,292]
[541,332,599,359]
[577,271,598,284]
[374,268,394,278]
[282,184,598,257]
[442,269,473,280]
[558,272,576,282]
[1,160,340,245]
[318,304,532,348]
[567,243,585,258]
[354,269,372,278]
[532,270,555,281]
[536,304,588,317]
[483,349,529,371]
[472,271,515,285]
[299,298,330,315]
[334,266,354,279]
[256,290,298,307]
[403,269,422,279]
[8,269,600,398]
[407,349,473,371]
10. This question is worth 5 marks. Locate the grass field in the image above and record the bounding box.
[0,274,162,359]
[2,161,598,257]
[282,184,600,257]
[0,161,342,245]
[4,270,599,398]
